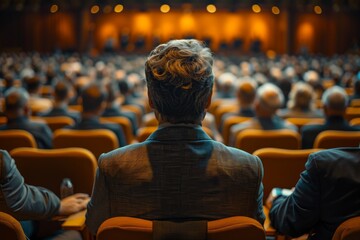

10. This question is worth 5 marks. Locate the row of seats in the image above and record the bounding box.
[1,128,360,160]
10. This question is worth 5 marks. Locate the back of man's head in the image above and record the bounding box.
[54,81,71,102]
[24,76,42,94]
[237,80,257,106]
[4,87,29,113]
[322,86,348,115]
[145,39,214,124]
[81,82,107,113]
[255,83,284,116]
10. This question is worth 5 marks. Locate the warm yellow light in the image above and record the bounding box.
[50,4,58,13]
[160,4,170,13]
[206,4,216,13]
[90,5,100,14]
[114,4,124,13]
[252,4,261,13]
[103,5,112,14]
[271,6,280,15]
[266,50,276,59]
[314,5,322,14]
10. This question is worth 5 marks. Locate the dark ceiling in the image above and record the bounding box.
[1,0,360,12]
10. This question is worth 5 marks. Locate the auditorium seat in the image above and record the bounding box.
[0,129,37,152]
[100,116,135,144]
[0,212,27,240]
[332,216,360,240]
[214,104,238,127]
[345,107,360,121]
[253,148,320,202]
[221,116,251,145]
[31,116,75,132]
[286,117,325,133]
[313,130,360,149]
[350,117,360,126]
[10,147,97,196]
[53,129,119,159]
[122,104,143,127]
[96,216,266,240]
[350,99,360,107]
[235,129,301,154]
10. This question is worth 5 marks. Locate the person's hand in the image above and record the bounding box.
[266,188,294,209]
[58,193,90,216]
[265,188,278,210]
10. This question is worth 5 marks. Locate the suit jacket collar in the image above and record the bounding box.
[147,123,212,142]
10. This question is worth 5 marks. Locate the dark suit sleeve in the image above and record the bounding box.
[0,150,60,220]
[254,156,266,225]
[269,154,321,237]
[86,155,110,235]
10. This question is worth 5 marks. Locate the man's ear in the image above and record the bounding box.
[147,89,154,109]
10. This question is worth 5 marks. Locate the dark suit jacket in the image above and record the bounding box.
[40,106,80,123]
[270,148,360,240]
[68,116,126,147]
[0,150,60,220]
[0,116,53,149]
[301,116,360,148]
[86,124,265,235]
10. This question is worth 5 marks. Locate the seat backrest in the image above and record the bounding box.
[222,116,251,145]
[100,117,134,144]
[136,126,158,142]
[350,99,360,107]
[286,117,325,133]
[0,212,27,240]
[0,129,37,152]
[214,105,238,128]
[10,147,97,196]
[31,116,75,132]
[122,104,143,127]
[332,216,360,240]
[345,107,360,121]
[235,129,301,154]
[97,216,265,240]
[253,148,320,202]
[314,130,360,149]
[350,117,360,127]
[53,129,119,159]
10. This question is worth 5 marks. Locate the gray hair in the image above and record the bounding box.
[322,86,348,111]
[145,39,214,123]
[256,83,284,111]
[4,87,29,112]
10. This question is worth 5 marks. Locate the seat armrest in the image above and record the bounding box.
[61,210,87,231]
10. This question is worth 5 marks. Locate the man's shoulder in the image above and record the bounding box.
[307,148,360,175]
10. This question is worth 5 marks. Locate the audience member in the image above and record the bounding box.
[349,77,360,102]
[86,39,265,235]
[67,82,126,147]
[0,149,89,240]
[0,87,53,149]
[40,80,80,122]
[301,86,360,148]
[267,147,360,240]
[229,83,297,146]
[278,82,323,118]
[102,80,138,134]
[23,75,53,114]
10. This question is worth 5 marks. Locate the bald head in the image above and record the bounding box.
[322,86,348,115]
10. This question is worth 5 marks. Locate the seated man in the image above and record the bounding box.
[229,83,297,146]
[86,39,265,235]
[267,147,360,240]
[40,80,80,123]
[0,149,89,239]
[24,75,53,114]
[102,80,138,135]
[0,87,53,149]
[301,86,360,149]
[68,82,126,147]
